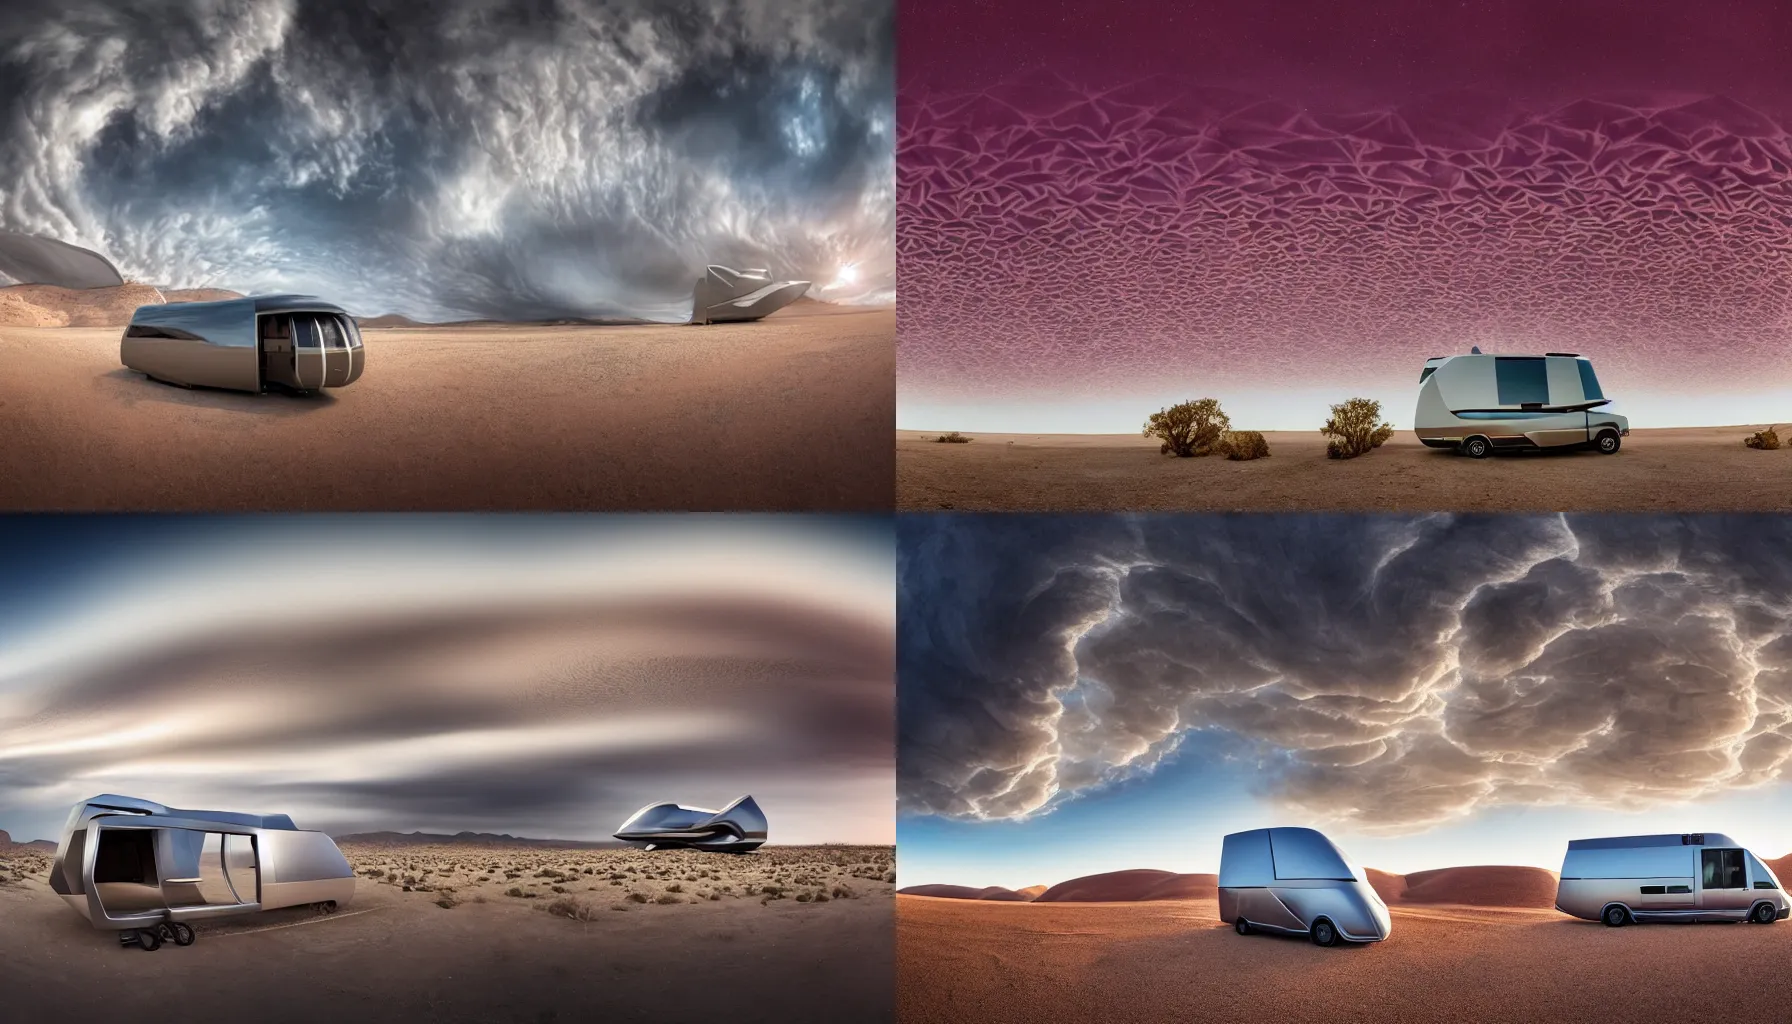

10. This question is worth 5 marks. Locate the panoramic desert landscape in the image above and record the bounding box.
[897,427,1792,511]
[898,861,1792,1023]
[0,284,893,511]
[0,836,895,1023]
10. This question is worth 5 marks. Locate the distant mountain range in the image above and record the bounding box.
[0,829,56,851]
[333,830,629,849]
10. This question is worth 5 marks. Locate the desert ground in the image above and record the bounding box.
[0,840,894,1023]
[0,302,892,511]
[898,863,1792,1024]
[897,427,1792,511]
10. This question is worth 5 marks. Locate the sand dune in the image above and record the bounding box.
[0,283,165,327]
[1035,869,1218,903]
[898,427,1792,512]
[898,884,1037,901]
[1398,866,1559,908]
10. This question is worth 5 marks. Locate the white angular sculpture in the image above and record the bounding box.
[690,266,810,324]
[0,231,126,289]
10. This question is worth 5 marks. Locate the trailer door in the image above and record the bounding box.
[1700,848,1752,914]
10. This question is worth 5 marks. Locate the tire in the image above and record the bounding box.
[1462,436,1492,459]
[170,922,196,946]
[1752,903,1777,925]
[1602,904,1630,927]
[135,928,162,951]
[1595,431,1620,455]
[1310,918,1339,947]
[1234,917,1250,935]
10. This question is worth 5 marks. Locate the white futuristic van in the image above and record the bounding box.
[1219,827,1391,946]
[50,795,356,951]
[1415,350,1628,457]
[1556,833,1790,927]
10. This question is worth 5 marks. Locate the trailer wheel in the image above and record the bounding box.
[1594,431,1620,454]
[135,928,162,951]
[1602,904,1630,927]
[1310,918,1340,947]
[1462,436,1492,459]
[170,922,196,946]
[1234,917,1250,935]
[1752,903,1778,924]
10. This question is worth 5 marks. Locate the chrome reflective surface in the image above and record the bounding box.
[1414,353,1628,450]
[613,794,768,852]
[690,266,811,324]
[1555,833,1790,924]
[50,794,355,931]
[120,294,365,393]
[0,231,124,289]
[1218,828,1390,942]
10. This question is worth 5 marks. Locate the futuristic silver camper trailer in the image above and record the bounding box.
[1415,351,1628,457]
[1219,827,1391,946]
[121,294,365,393]
[50,795,356,951]
[613,794,767,853]
[690,266,810,324]
[1556,833,1790,927]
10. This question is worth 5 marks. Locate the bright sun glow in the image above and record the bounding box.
[830,263,859,288]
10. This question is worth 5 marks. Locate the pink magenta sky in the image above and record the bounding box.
[898,0,1792,431]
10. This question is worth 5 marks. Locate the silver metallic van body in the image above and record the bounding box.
[1219,827,1391,945]
[1556,833,1790,926]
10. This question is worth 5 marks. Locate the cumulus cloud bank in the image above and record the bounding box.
[898,514,1792,832]
[0,516,894,844]
[0,0,893,320]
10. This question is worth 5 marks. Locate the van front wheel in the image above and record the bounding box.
[1235,917,1250,935]
[1462,436,1492,459]
[1752,903,1778,924]
[1310,918,1340,947]
[1602,905,1630,927]
[1595,431,1620,454]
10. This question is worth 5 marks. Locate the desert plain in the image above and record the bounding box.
[0,837,894,1023]
[897,428,1792,511]
[0,285,893,510]
[898,862,1792,1024]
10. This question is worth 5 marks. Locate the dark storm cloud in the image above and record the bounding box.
[0,517,893,843]
[899,515,1792,832]
[0,0,893,320]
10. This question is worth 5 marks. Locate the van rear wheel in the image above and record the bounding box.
[1602,905,1630,927]
[1310,918,1339,947]
[1752,903,1778,924]
[1461,436,1492,459]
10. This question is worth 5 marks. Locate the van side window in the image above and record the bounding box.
[1419,366,1436,383]
[1494,357,1549,405]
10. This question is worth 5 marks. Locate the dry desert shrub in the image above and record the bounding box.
[546,897,598,921]
[1321,398,1394,459]
[1745,426,1782,450]
[1143,398,1230,457]
[934,432,972,443]
[1216,430,1270,461]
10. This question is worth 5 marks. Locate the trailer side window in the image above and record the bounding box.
[1494,357,1550,405]
[1577,360,1604,401]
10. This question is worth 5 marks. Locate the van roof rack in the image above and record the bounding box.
[1545,351,1581,357]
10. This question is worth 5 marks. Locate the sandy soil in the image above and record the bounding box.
[897,427,1792,511]
[0,843,894,1023]
[898,894,1792,1023]
[0,306,893,510]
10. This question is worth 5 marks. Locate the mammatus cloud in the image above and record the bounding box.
[898,75,1792,400]
[898,515,1792,833]
[0,517,894,844]
[0,0,893,320]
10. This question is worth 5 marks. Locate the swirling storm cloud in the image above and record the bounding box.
[0,516,893,844]
[899,514,1792,833]
[0,0,894,321]
[898,0,1792,429]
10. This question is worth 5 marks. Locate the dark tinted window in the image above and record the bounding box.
[1495,357,1550,405]
[1420,366,1436,383]
[1667,885,1691,894]
[125,324,204,341]
[1704,849,1747,889]
[1577,360,1604,400]
[294,316,320,349]
[1640,885,1665,894]
[1756,880,1778,890]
